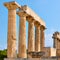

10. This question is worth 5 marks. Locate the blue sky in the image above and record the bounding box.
[0,0,60,50]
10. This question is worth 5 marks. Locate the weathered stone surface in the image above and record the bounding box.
[35,24,41,52]
[4,1,21,9]
[4,58,40,60]
[7,9,17,58]
[53,32,60,49]
[21,5,46,28]
[53,38,57,48]
[4,1,47,59]
[4,58,59,60]
[4,1,21,58]
[50,48,56,56]
[28,19,35,52]
[4,7,17,58]
[40,26,45,51]
[43,47,56,57]
[18,15,27,58]
[56,49,60,56]
[53,32,60,56]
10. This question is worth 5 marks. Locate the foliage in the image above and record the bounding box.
[0,49,7,60]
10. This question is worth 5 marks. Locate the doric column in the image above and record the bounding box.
[35,24,41,52]
[53,38,58,48]
[40,26,45,51]
[28,18,35,52]
[52,32,59,49]
[4,2,20,58]
[17,12,27,58]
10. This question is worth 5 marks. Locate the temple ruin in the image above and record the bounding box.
[4,1,60,60]
[4,1,46,58]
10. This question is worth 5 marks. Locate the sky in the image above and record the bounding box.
[0,0,60,50]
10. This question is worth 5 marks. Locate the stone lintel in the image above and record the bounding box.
[21,5,46,28]
[4,1,21,9]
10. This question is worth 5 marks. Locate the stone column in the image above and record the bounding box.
[4,2,20,58]
[52,32,59,48]
[28,19,35,52]
[17,12,27,58]
[7,9,17,58]
[35,24,41,52]
[40,26,45,51]
[53,38,58,48]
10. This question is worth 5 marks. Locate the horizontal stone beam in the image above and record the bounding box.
[4,1,46,28]
[21,5,46,27]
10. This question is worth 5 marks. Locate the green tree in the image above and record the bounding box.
[0,49,7,60]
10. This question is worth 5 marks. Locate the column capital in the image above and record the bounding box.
[52,36,57,39]
[26,16,35,23]
[52,36,60,41]
[35,21,41,27]
[40,25,46,31]
[4,1,21,10]
[17,11,28,17]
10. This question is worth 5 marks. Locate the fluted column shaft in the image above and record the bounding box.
[53,38,57,48]
[7,9,16,58]
[28,20,35,52]
[40,27,45,51]
[35,24,41,52]
[4,2,21,58]
[18,15,27,58]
